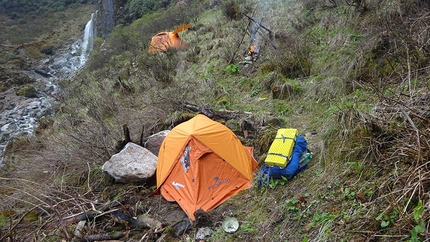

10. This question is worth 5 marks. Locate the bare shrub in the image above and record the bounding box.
[355,0,430,86]
[139,50,179,84]
[329,86,430,237]
[345,0,368,12]
[221,1,242,21]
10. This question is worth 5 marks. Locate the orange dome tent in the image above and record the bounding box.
[148,24,191,54]
[156,114,258,220]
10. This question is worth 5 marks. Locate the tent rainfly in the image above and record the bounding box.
[148,24,191,54]
[156,114,258,220]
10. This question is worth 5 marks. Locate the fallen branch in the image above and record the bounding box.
[181,103,239,121]
[45,202,162,238]
[242,13,272,33]
[45,201,121,229]
[123,124,131,143]
[80,231,125,242]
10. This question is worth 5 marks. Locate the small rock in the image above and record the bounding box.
[174,219,192,237]
[195,227,213,241]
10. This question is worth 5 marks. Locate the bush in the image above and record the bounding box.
[221,1,242,20]
[262,36,312,79]
[0,0,77,15]
[125,0,171,19]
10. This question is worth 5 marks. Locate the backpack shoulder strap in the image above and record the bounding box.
[258,163,271,187]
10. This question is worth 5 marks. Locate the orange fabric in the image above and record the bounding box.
[156,114,257,220]
[245,146,259,172]
[148,24,191,54]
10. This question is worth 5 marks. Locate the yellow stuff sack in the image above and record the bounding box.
[264,128,298,167]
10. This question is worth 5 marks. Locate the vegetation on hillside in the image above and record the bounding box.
[1,0,429,241]
[124,0,172,18]
[0,0,92,17]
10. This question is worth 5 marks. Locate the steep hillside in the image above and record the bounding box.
[0,0,429,241]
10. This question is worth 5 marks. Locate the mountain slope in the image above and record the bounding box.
[0,0,429,241]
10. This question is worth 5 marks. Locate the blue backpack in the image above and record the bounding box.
[259,135,310,187]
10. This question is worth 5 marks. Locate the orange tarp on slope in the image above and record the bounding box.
[156,114,258,220]
[148,24,191,54]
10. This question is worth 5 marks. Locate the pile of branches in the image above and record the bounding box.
[0,178,163,241]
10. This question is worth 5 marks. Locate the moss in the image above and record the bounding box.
[216,95,230,106]
[23,46,45,59]
[0,83,6,92]
[5,138,31,154]
[16,85,38,98]
[40,44,54,55]
[255,128,277,155]
[24,211,39,222]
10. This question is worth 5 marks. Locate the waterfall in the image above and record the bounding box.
[80,11,97,65]
[0,11,100,168]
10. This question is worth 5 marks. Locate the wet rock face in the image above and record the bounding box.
[98,0,135,37]
[0,87,56,167]
[98,0,115,38]
[0,90,54,140]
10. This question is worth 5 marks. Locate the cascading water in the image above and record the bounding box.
[0,12,98,168]
[80,11,97,66]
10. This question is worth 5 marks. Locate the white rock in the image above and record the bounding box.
[102,142,157,183]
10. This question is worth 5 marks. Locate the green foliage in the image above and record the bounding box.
[0,214,7,227]
[312,212,335,227]
[268,176,288,189]
[376,210,399,229]
[0,0,77,15]
[283,198,300,212]
[276,101,291,115]
[16,85,37,98]
[344,161,363,174]
[226,64,239,74]
[240,222,258,233]
[409,200,425,242]
[349,33,363,42]
[125,0,165,18]
[343,187,355,200]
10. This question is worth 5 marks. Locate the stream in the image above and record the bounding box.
[0,11,98,168]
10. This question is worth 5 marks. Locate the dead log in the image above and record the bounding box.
[80,231,125,242]
[181,103,240,121]
[140,125,146,146]
[123,124,131,143]
[110,210,152,230]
